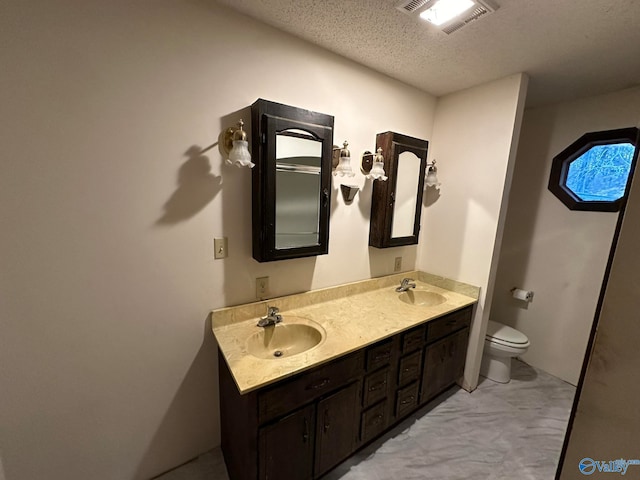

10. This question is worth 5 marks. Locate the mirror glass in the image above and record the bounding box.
[275,129,322,249]
[391,151,421,238]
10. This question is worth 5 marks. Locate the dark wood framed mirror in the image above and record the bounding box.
[369,131,429,248]
[251,99,334,262]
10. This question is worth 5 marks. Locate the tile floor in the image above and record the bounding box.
[155,360,575,480]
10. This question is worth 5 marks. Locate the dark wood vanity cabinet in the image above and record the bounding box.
[421,328,470,403]
[219,305,473,480]
[314,382,359,477]
[258,382,359,480]
[259,404,315,480]
[220,350,364,480]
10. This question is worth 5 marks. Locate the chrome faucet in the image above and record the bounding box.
[396,278,417,292]
[257,306,282,327]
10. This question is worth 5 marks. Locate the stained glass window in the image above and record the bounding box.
[548,128,639,212]
[565,143,634,202]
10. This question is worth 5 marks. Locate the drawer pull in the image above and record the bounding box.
[323,410,330,433]
[368,380,387,392]
[400,395,415,405]
[306,378,330,390]
[371,414,384,425]
[303,418,309,443]
[374,351,391,362]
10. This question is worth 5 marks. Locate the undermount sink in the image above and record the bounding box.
[398,289,447,307]
[246,317,326,360]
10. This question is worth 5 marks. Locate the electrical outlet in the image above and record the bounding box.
[394,256,402,272]
[256,276,269,299]
[214,237,228,259]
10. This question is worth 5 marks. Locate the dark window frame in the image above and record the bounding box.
[548,127,640,212]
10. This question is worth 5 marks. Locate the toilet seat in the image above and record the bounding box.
[485,320,530,348]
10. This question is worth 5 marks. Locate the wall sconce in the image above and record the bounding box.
[223,119,254,168]
[361,148,388,181]
[332,141,355,177]
[425,159,441,189]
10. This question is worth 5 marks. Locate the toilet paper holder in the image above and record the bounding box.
[511,287,534,302]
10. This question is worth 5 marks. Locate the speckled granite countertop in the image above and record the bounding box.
[212,271,478,394]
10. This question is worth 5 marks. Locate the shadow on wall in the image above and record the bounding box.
[491,109,559,325]
[135,315,220,480]
[357,179,373,220]
[155,146,222,225]
[423,184,440,207]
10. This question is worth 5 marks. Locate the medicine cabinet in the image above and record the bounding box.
[369,131,429,248]
[251,99,334,262]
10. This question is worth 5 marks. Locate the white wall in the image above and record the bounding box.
[490,86,640,385]
[558,100,640,479]
[418,74,529,391]
[0,2,437,479]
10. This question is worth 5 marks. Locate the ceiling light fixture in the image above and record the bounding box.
[396,0,498,34]
[419,0,475,26]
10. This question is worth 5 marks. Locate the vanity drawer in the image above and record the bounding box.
[426,307,472,344]
[397,350,422,387]
[402,325,425,354]
[360,400,387,443]
[366,340,394,371]
[362,367,390,408]
[395,381,419,418]
[258,351,364,424]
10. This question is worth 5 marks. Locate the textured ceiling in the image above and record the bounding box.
[214,0,640,106]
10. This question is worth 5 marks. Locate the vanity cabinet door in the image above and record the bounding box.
[259,404,315,480]
[421,328,470,403]
[314,382,359,477]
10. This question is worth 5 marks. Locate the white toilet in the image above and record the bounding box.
[480,320,530,383]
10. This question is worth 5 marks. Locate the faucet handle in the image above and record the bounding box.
[267,305,279,316]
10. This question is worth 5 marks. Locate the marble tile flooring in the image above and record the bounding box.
[155,360,575,480]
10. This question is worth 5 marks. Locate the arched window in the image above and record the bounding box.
[548,127,640,211]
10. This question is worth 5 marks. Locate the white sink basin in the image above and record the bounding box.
[246,317,326,360]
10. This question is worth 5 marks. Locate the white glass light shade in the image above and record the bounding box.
[227,140,254,168]
[367,160,388,181]
[333,155,355,177]
[425,166,440,189]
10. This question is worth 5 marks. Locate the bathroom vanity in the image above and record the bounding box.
[212,272,478,480]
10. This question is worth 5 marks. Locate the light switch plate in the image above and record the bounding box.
[214,237,228,259]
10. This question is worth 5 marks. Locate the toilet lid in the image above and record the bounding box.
[486,320,529,345]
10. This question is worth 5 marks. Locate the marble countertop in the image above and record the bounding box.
[212,271,478,394]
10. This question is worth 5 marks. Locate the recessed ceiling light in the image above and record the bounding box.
[419,0,476,26]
